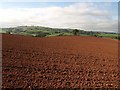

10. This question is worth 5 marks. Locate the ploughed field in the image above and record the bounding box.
[2,34,119,88]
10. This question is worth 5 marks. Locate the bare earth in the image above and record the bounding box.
[2,34,119,88]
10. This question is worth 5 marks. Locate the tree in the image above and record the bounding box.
[6,31,11,34]
[115,36,120,40]
[73,29,79,36]
[35,32,50,37]
[94,34,98,37]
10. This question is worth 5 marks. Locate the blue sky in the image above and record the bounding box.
[0,2,118,32]
[0,2,118,9]
[0,0,119,2]
[0,2,76,8]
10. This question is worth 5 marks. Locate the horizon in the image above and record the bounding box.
[1,25,118,33]
[0,2,118,32]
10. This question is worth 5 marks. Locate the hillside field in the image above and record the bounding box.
[2,34,119,88]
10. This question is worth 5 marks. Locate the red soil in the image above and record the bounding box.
[2,34,119,88]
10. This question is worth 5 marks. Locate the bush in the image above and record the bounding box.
[116,36,120,40]
[118,36,120,40]
[73,29,79,36]
[58,33,64,36]
[94,34,98,37]
[35,32,49,37]
[6,31,11,34]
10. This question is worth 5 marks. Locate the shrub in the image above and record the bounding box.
[94,34,98,37]
[58,33,64,36]
[35,32,49,37]
[73,29,79,36]
[118,36,120,40]
[6,31,11,34]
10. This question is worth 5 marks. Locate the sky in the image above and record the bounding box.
[0,1,118,32]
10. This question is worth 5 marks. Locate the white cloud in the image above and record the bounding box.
[0,3,118,32]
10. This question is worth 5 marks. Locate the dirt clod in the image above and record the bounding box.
[2,34,119,88]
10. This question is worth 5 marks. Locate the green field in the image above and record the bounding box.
[98,33,118,39]
[0,28,6,33]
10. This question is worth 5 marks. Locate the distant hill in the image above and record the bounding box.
[1,26,119,39]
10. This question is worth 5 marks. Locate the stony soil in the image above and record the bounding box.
[2,34,119,88]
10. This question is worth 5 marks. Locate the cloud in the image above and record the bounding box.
[0,3,118,32]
